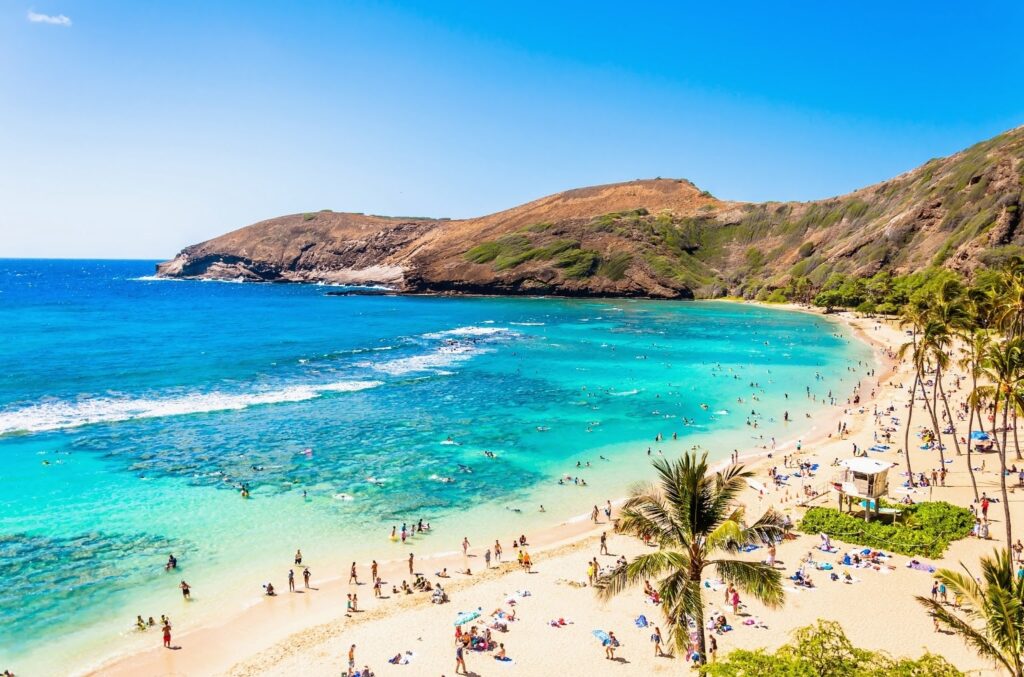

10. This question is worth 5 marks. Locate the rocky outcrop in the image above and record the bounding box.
[157,125,1024,298]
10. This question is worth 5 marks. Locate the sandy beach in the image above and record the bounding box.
[90,304,1006,676]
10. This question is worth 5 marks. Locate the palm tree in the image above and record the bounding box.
[960,289,998,503]
[978,337,1024,545]
[898,304,930,486]
[595,453,784,664]
[917,549,1024,677]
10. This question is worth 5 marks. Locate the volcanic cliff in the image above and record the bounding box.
[157,125,1024,298]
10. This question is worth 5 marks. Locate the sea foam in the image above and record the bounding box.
[0,380,382,435]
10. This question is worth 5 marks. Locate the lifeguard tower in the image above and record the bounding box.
[830,458,893,522]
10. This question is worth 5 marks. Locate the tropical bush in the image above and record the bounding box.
[798,501,973,558]
[701,620,962,676]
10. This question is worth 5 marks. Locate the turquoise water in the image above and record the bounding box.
[0,259,873,673]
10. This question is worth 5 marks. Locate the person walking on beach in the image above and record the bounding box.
[162,621,172,649]
[303,566,311,588]
[604,631,619,659]
[295,549,302,565]
[494,540,503,562]
[408,553,414,575]
[604,500,612,521]
[591,505,600,523]
[349,562,359,584]
[600,532,609,555]
[455,643,467,674]
[179,581,191,600]
[651,626,663,656]
[462,537,470,556]
[288,569,295,592]
[484,548,491,568]
[373,577,382,598]
[371,560,378,582]
[348,644,356,671]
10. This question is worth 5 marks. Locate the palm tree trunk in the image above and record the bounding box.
[920,374,947,466]
[938,375,962,457]
[965,377,980,503]
[904,371,919,486]
[1015,409,1022,462]
[999,396,1013,545]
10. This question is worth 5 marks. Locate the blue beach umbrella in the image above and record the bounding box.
[455,608,481,626]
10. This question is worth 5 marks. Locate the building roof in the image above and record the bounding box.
[840,458,893,475]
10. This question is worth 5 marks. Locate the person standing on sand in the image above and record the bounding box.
[371,560,378,582]
[348,644,356,671]
[455,643,467,674]
[604,631,619,659]
[494,540,503,562]
[295,549,302,565]
[604,500,612,521]
[591,505,600,523]
[288,569,295,592]
[303,566,311,588]
[462,537,470,556]
[349,562,358,584]
[484,548,491,568]
[651,626,663,656]
[408,553,414,575]
[600,532,609,555]
[162,621,172,648]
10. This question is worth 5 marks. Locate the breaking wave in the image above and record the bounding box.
[0,380,382,435]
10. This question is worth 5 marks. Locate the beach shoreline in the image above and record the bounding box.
[87,302,895,677]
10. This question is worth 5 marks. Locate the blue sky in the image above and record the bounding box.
[3,1,1023,258]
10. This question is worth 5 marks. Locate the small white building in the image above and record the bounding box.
[830,458,893,522]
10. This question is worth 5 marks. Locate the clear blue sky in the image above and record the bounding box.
[3,1,1023,258]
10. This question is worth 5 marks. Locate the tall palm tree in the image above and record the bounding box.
[595,453,784,664]
[960,289,998,503]
[929,285,970,459]
[978,337,1024,545]
[917,549,1024,677]
[898,304,930,486]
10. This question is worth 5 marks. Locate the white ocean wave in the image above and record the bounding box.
[0,380,382,435]
[372,344,487,376]
[421,325,512,339]
[509,322,545,326]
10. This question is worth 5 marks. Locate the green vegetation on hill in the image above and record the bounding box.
[798,502,973,558]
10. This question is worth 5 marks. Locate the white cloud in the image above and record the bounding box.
[26,10,72,26]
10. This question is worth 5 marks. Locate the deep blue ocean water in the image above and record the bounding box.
[0,259,873,673]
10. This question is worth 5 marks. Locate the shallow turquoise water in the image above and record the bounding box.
[0,259,873,673]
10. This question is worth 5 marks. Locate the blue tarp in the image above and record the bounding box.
[971,431,991,441]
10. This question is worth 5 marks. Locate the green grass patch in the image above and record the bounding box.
[597,252,632,280]
[799,501,973,558]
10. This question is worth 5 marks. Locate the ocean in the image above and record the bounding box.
[0,259,873,673]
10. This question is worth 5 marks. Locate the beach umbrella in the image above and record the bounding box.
[970,431,991,441]
[454,609,481,626]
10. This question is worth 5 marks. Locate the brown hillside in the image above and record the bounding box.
[157,126,1024,299]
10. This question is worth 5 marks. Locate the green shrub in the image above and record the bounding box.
[702,620,962,677]
[597,252,632,280]
[798,501,973,558]
[556,249,599,278]
[798,241,815,258]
